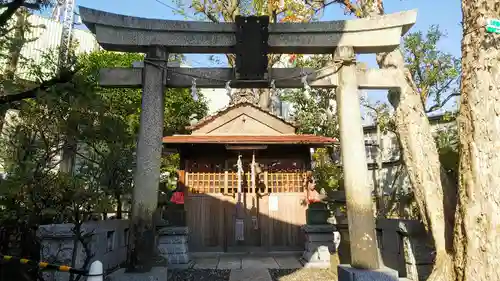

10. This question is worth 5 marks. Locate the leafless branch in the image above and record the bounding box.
[304,0,361,16]
[425,92,460,113]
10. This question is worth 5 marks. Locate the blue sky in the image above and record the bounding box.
[44,0,462,111]
[69,0,462,62]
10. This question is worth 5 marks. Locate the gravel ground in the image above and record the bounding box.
[269,268,337,281]
[168,269,231,281]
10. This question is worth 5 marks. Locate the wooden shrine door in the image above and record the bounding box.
[224,157,307,252]
[185,157,307,253]
[224,158,266,252]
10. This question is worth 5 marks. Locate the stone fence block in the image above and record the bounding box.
[334,218,434,281]
[376,219,426,236]
[157,226,191,265]
[410,238,435,265]
[38,220,130,281]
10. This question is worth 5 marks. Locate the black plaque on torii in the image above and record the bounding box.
[234,15,269,83]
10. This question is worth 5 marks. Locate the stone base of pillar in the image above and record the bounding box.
[338,265,399,281]
[300,224,339,269]
[157,226,193,268]
[106,267,168,281]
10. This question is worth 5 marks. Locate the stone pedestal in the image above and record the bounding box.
[300,224,339,268]
[338,265,399,281]
[157,226,192,268]
[306,202,330,225]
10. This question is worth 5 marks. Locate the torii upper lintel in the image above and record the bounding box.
[79,6,417,54]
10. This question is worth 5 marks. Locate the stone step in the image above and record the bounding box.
[299,257,330,269]
[229,269,272,281]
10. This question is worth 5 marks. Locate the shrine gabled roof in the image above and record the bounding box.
[162,134,338,145]
[187,101,296,131]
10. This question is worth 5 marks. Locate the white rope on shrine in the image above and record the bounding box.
[190,77,198,101]
[225,80,232,98]
[236,154,243,196]
[234,154,245,241]
[143,58,347,92]
[270,79,276,96]
[269,79,279,113]
[251,151,256,192]
[301,68,312,98]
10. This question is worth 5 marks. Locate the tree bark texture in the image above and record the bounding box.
[382,49,454,280]
[454,1,500,280]
[359,1,456,279]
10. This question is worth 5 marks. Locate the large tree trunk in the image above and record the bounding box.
[383,50,454,280]
[453,1,500,280]
[359,1,455,279]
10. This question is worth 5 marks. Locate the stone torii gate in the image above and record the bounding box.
[80,7,416,279]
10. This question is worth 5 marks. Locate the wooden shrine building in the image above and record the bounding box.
[163,101,337,252]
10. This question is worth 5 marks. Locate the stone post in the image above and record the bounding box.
[127,46,168,272]
[334,46,380,270]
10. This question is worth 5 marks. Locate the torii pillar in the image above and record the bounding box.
[335,47,397,280]
[127,46,168,272]
[335,46,379,269]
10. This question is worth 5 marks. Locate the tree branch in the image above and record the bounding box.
[0,0,24,27]
[432,76,459,103]
[425,92,460,113]
[74,151,100,165]
[0,69,77,104]
[304,0,362,16]
[0,0,40,27]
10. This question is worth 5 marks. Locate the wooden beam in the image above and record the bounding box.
[225,145,268,150]
[99,67,400,90]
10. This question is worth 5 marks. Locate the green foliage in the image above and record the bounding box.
[281,54,338,137]
[283,26,460,217]
[403,25,461,113]
[311,148,342,192]
[278,55,342,195]
[0,48,208,226]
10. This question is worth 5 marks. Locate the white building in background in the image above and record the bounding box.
[0,13,98,174]
[201,88,230,115]
[0,13,99,81]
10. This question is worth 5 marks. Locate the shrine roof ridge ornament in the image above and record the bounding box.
[79,6,417,54]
